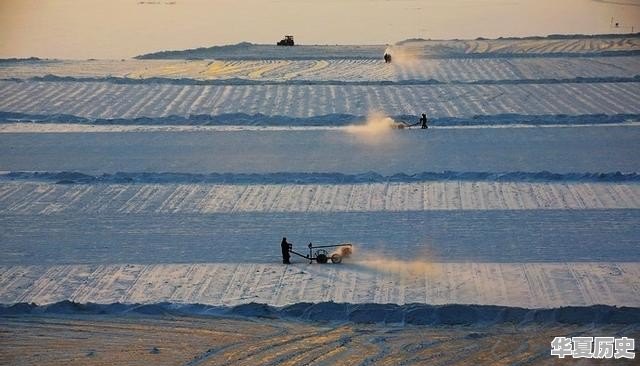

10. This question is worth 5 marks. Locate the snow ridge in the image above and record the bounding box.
[3,171,639,184]
[1,111,638,127]
[2,300,638,326]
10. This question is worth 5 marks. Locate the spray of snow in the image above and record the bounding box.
[384,45,421,66]
[353,246,440,276]
[330,245,354,263]
[345,111,398,141]
[358,258,439,276]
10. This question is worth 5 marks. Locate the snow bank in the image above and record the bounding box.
[2,301,638,326]
[1,111,638,127]
[3,170,639,185]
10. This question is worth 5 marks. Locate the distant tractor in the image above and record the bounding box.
[277,35,295,46]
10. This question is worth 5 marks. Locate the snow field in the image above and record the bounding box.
[1,181,639,214]
[1,81,639,120]
[0,35,638,313]
[134,36,640,60]
[0,262,638,307]
[1,56,638,82]
[401,37,640,57]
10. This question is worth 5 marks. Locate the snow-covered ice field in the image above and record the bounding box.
[1,35,639,320]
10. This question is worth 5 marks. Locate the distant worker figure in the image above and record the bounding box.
[420,113,428,129]
[281,237,292,264]
[384,53,392,63]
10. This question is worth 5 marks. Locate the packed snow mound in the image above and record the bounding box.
[2,171,639,184]
[2,301,639,326]
[2,111,639,127]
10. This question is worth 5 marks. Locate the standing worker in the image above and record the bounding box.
[281,237,292,264]
[420,113,428,129]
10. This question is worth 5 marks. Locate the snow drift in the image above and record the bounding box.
[2,300,639,326]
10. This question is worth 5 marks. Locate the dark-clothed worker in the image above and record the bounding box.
[281,237,292,264]
[420,113,428,129]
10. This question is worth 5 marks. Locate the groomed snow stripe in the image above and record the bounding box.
[0,263,638,309]
[1,180,639,214]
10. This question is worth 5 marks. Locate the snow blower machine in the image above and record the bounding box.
[290,242,353,264]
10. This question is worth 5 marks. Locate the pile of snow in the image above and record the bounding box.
[2,300,638,326]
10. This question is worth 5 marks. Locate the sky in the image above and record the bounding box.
[1,0,639,59]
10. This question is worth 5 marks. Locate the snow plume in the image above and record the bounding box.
[331,245,353,261]
[358,258,438,276]
[384,45,420,66]
[345,111,398,141]
[354,247,440,276]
